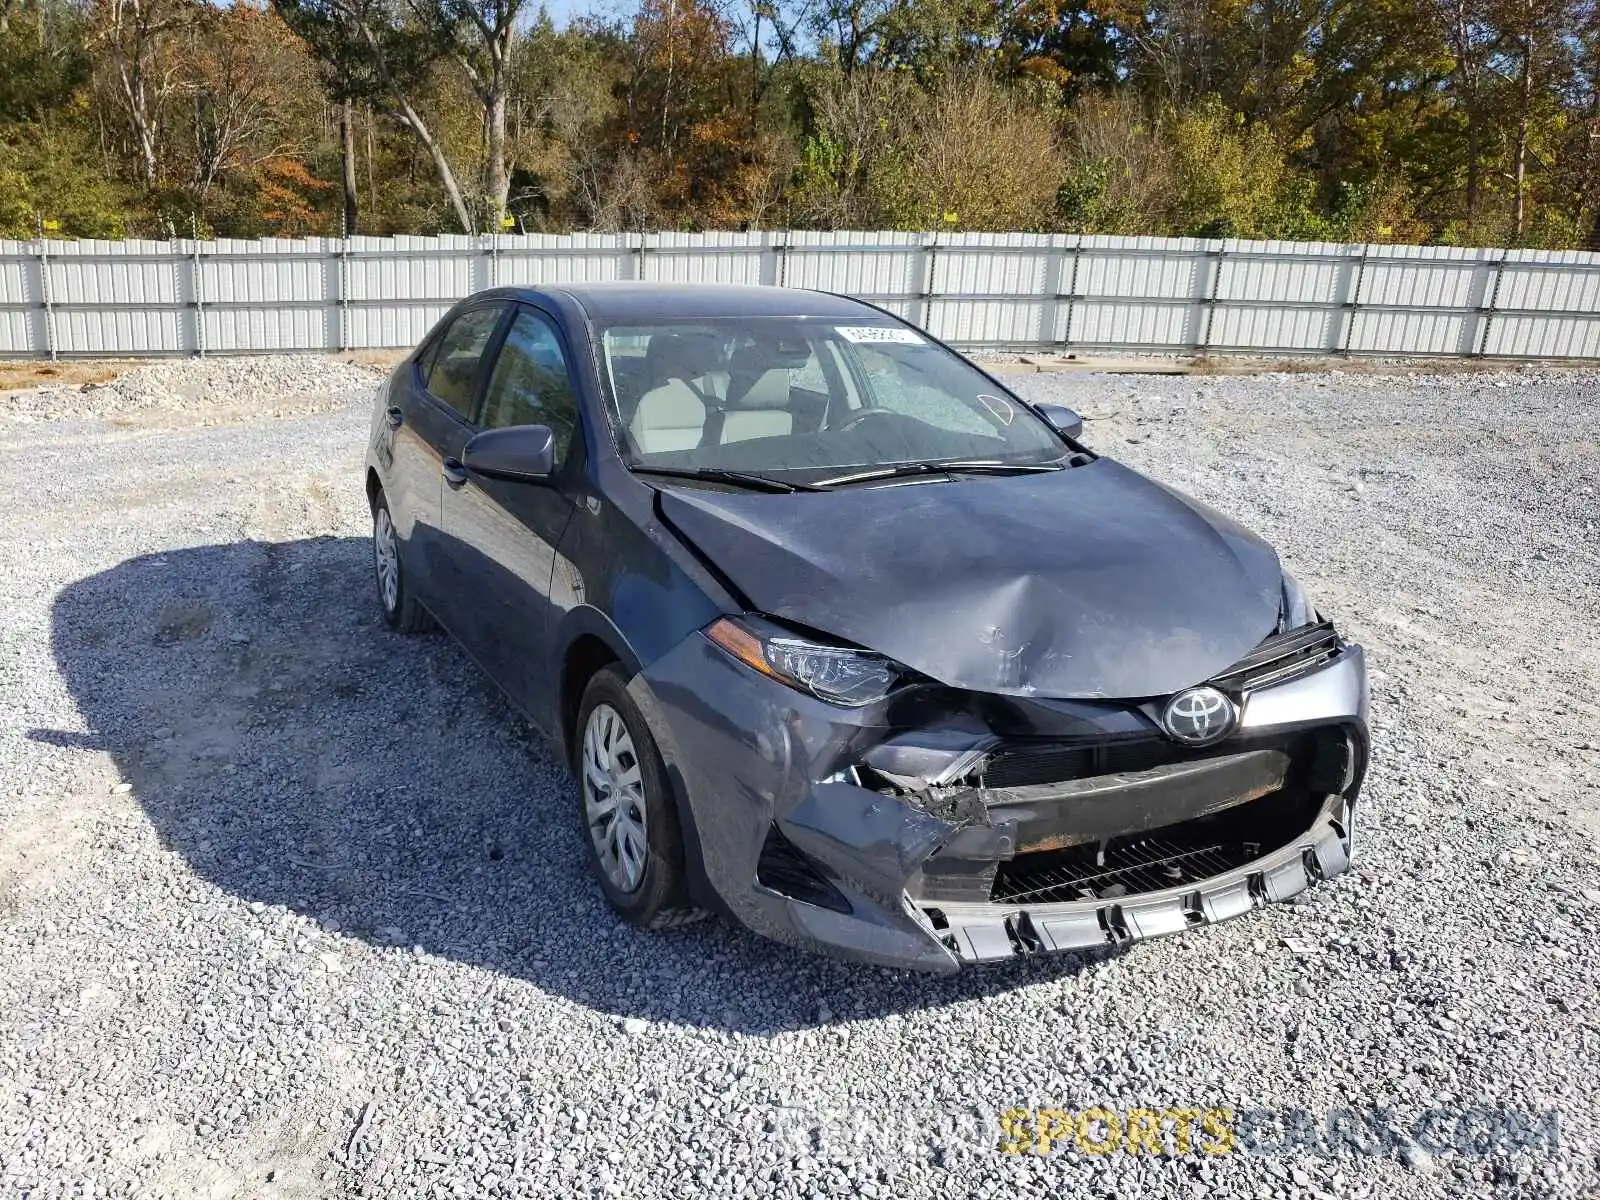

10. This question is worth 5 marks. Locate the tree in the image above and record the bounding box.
[993,0,1142,95]
[92,0,194,187]
[412,0,536,228]
[274,0,476,231]
[173,5,321,206]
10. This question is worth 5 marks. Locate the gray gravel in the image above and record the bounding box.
[1,357,1598,1199]
[0,355,382,425]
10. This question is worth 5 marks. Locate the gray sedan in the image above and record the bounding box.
[364,282,1368,973]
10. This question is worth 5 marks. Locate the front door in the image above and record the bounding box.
[440,304,582,718]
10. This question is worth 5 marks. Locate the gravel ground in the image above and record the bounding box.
[1,357,1597,1199]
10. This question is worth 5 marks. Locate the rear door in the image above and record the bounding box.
[388,302,509,612]
[439,303,582,715]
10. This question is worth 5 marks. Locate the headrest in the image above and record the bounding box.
[726,345,795,409]
[645,330,722,390]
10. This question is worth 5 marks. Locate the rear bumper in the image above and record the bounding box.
[633,634,1368,975]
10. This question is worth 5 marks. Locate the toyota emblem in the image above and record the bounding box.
[1161,686,1239,745]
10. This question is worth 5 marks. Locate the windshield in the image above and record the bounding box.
[599,317,1065,482]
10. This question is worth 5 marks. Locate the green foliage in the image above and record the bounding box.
[0,123,131,239]
[0,0,1592,244]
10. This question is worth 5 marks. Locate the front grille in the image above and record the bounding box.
[1209,621,1341,693]
[982,737,1178,789]
[981,745,1094,788]
[991,832,1260,905]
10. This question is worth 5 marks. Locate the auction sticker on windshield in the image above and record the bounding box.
[835,326,925,345]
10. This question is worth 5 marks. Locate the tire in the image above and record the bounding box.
[574,664,699,929]
[371,490,430,634]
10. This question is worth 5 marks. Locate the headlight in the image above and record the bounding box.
[705,616,901,707]
[1280,569,1318,631]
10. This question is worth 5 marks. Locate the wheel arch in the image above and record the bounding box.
[556,608,645,766]
[556,606,725,917]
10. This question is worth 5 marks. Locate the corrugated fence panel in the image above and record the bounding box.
[782,231,925,299]
[1070,301,1198,348]
[648,231,772,286]
[1220,240,1354,304]
[206,304,334,353]
[50,240,183,354]
[1349,308,1474,356]
[3,231,1599,359]
[56,304,182,355]
[347,302,451,351]
[1360,245,1494,309]
[1495,249,1600,312]
[0,241,40,354]
[1211,304,1340,353]
[203,238,330,304]
[347,235,476,301]
[1486,313,1600,358]
[930,297,1050,345]
[493,234,633,289]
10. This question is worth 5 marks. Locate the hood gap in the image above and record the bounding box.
[652,489,757,614]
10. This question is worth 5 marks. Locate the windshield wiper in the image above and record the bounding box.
[812,460,1066,488]
[628,465,826,493]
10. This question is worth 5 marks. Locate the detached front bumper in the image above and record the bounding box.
[633,629,1368,975]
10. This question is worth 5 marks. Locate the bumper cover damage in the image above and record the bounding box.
[634,630,1369,975]
[929,800,1354,965]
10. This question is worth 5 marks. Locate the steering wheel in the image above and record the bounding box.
[834,407,899,433]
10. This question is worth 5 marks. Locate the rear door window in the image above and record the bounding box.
[424,305,505,418]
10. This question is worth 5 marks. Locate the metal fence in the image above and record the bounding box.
[4,230,1600,360]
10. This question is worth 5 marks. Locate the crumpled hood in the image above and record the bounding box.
[658,460,1284,699]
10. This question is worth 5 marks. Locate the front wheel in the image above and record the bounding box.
[372,491,429,634]
[575,665,698,928]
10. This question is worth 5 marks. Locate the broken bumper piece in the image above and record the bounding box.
[636,625,1368,975]
[930,802,1354,965]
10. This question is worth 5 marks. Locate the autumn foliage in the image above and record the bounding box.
[0,0,1597,246]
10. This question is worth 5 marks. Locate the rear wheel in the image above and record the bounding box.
[575,665,698,928]
[372,491,429,634]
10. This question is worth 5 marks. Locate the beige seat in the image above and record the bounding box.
[720,367,793,445]
[631,379,707,453]
[629,332,716,454]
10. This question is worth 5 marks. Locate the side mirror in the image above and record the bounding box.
[462,424,556,482]
[1036,403,1084,441]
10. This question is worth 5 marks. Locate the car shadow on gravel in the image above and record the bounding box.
[42,537,1103,1033]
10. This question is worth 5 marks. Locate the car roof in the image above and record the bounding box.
[479,282,888,324]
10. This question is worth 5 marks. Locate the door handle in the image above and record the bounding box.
[442,458,469,489]
[385,405,404,430]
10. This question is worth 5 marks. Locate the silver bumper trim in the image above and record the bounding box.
[927,802,1354,965]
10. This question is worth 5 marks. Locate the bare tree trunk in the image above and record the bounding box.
[1511,23,1533,241]
[661,0,674,156]
[340,100,359,235]
[1465,125,1480,231]
[1589,104,1600,249]
[356,21,475,233]
[485,87,509,225]
[365,102,376,214]
[103,0,168,188]
[1451,0,1481,236]
[114,61,160,186]
[397,101,475,233]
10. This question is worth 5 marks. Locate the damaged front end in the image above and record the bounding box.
[635,615,1368,975]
